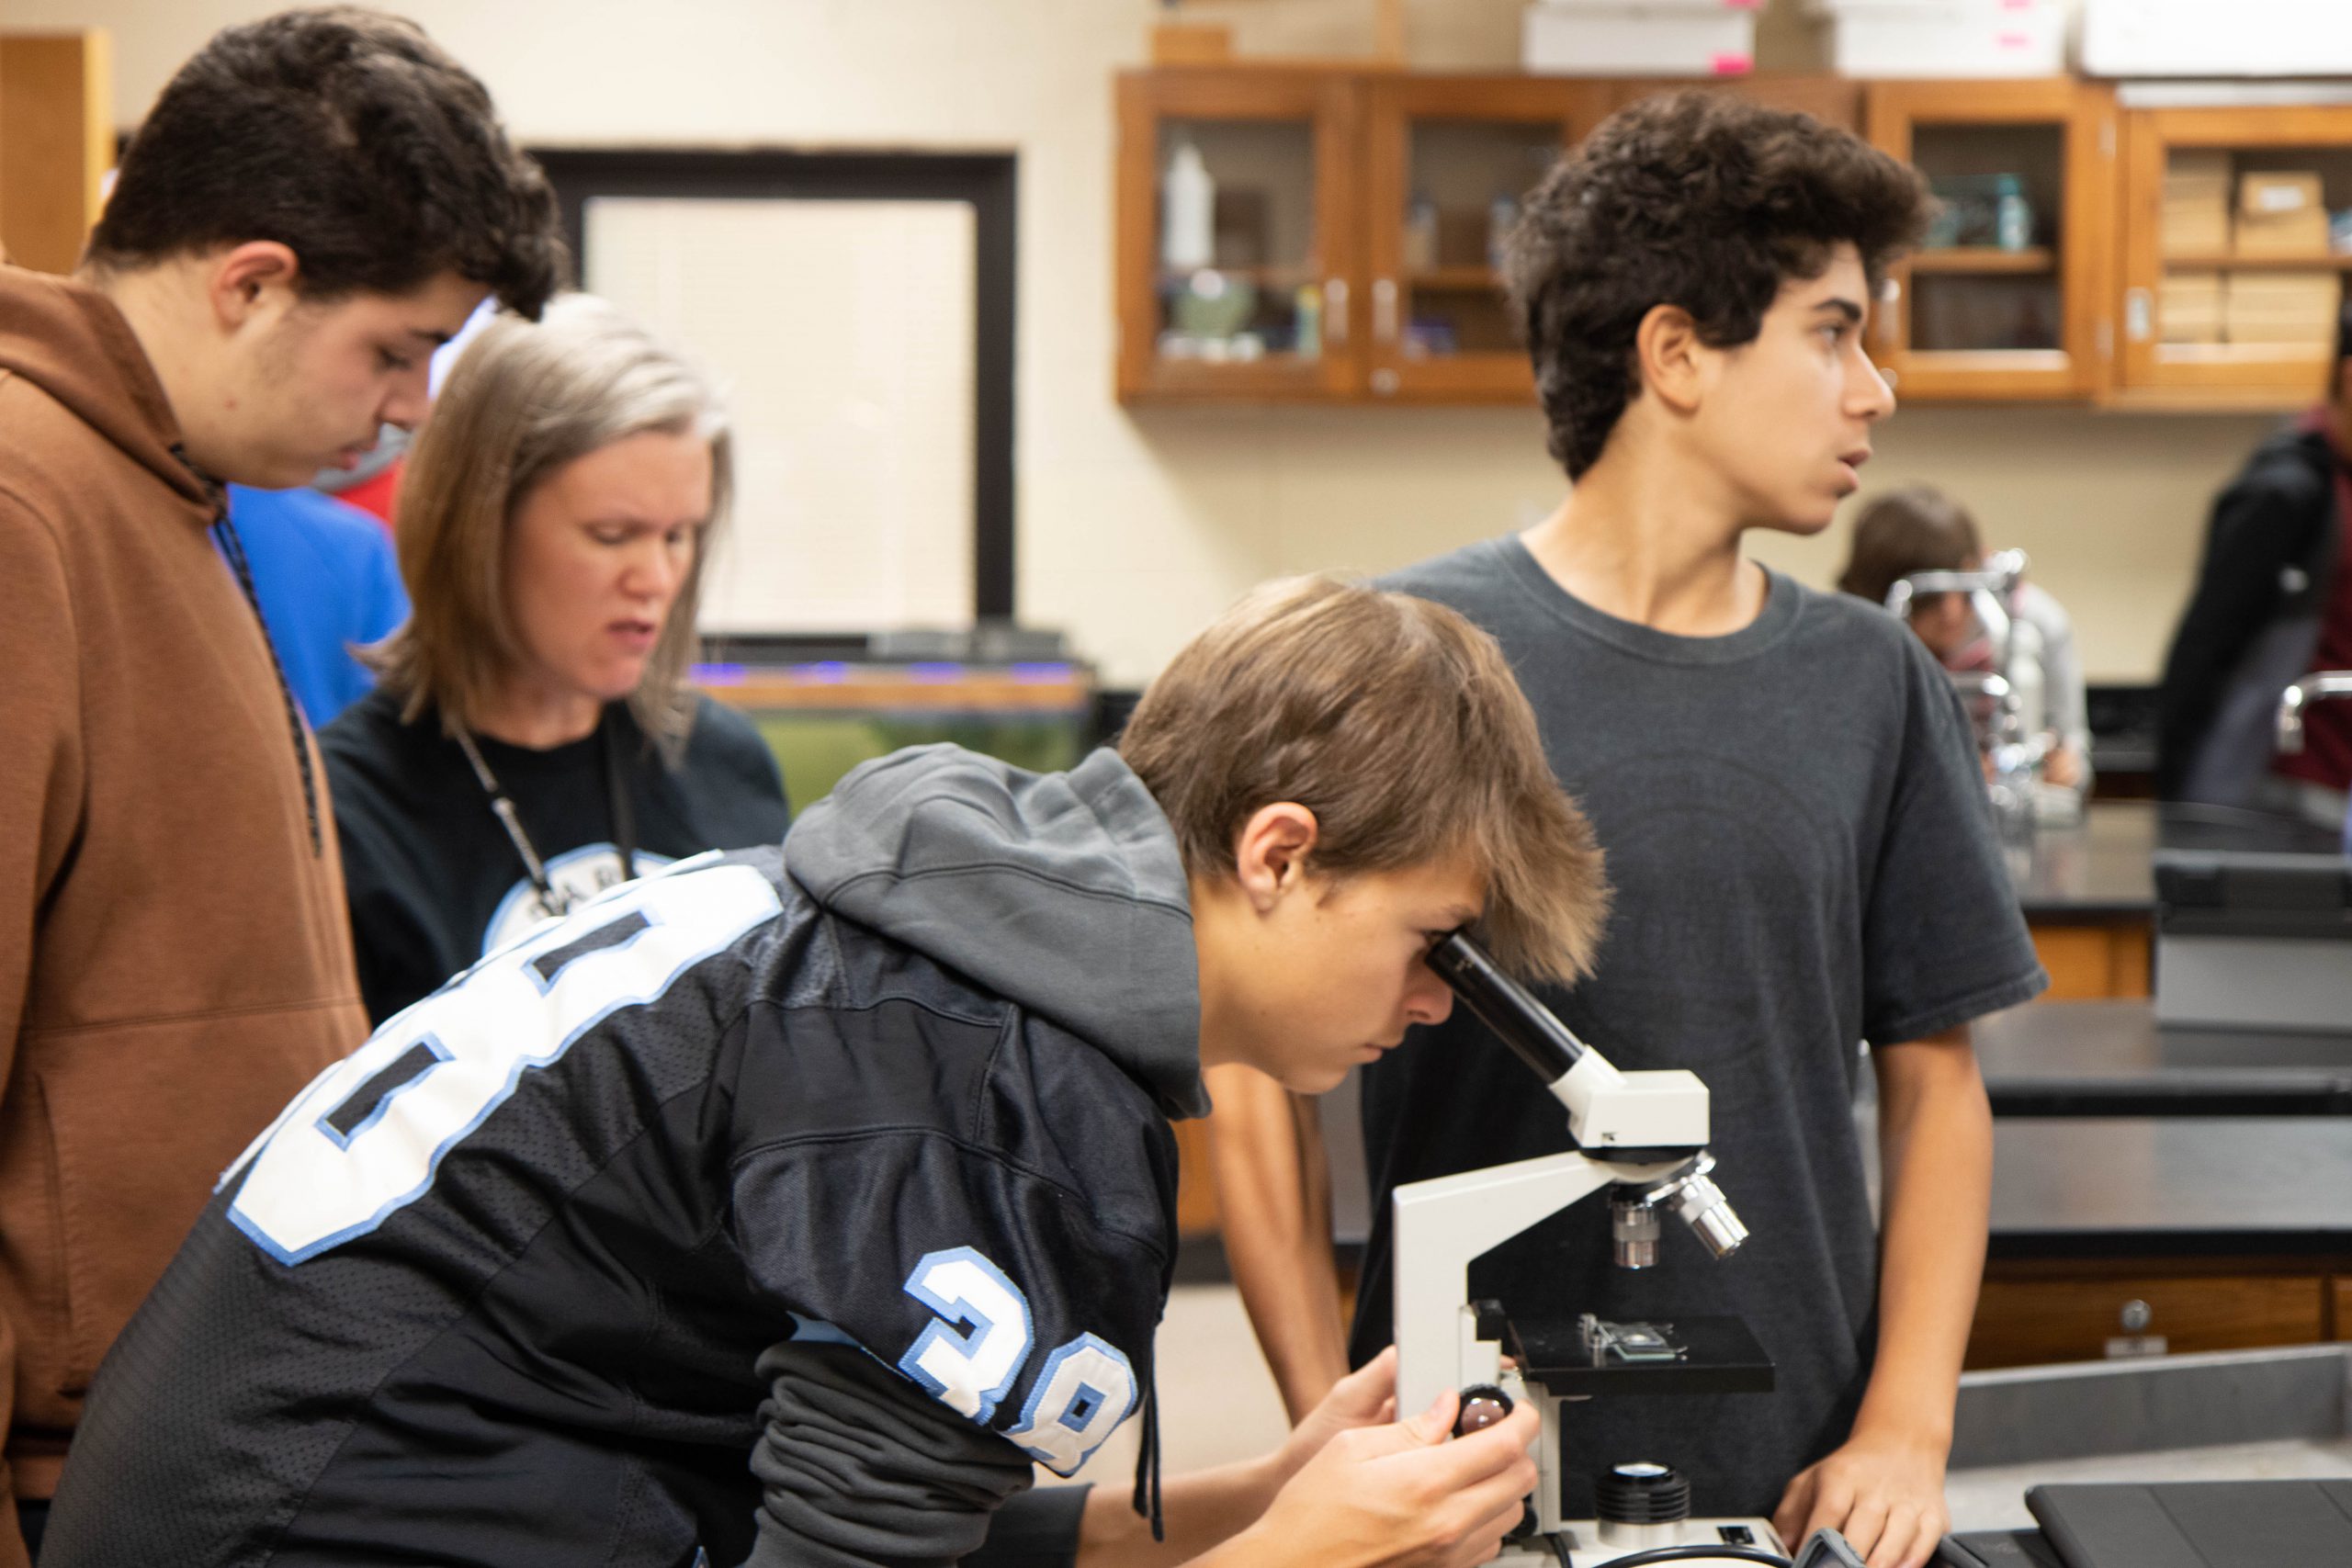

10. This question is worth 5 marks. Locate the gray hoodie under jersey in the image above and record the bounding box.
[43,745,1204,1568]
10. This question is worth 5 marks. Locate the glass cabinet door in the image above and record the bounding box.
[1117,71,1360,401]
[1362,78,1589,401]
[2118,98,2352,407]
[1867,80,2116,401]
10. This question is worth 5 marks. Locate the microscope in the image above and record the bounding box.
[1396,933,1806,1568]
[1884,549,2052,832]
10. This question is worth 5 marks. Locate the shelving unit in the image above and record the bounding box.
[1408,265,1504,291]
[1118,66,2352,410]
[2161,254,2352,272]
[1120,70,1879,404]
[1911,247,2060,275]
[1865,78,2114,401]
[2119,102,2352,403]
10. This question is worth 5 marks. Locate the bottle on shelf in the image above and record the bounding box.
[1405,193,1439,273]
[1486,194,1520,272]
[1294,283,1323,360]
[1162,141,1215,272]
[1996,176,2034,254]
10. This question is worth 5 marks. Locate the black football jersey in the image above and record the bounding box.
[43,847,1180,1567]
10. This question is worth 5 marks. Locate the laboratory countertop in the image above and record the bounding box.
[2003,798,2346,920]
[2007,801,2157,920]
[1985,1116,2352,1260]
[1971,998,2352,1116]
[1945,1438,2352,1531]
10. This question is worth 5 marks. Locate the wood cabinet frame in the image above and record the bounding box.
[1115,69,1363,403]
[0,30,113,276]
[1866,78,2118,401]
[2115,102,2352,409]
[1118,70,1863,406]
[1359,75,1592,403]
[1116,68,2352,412]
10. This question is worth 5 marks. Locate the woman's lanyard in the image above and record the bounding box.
[453,708,639,919]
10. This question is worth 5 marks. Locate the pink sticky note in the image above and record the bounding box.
[1711,51,1755,75]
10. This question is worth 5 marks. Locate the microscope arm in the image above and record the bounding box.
[1391,1148,1687,1420]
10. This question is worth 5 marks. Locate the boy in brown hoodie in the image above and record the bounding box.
[0,9,562,1556]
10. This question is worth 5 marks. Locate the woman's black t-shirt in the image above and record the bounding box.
[322,688,791,1025]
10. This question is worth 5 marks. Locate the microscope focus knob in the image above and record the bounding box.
[1453,1383,1514,1438]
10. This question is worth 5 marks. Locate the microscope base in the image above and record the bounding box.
[1496,1516,1786,1566]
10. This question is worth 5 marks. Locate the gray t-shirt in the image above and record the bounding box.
[1354,536,2046,1519]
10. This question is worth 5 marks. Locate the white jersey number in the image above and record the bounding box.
[226,861,779,1265]
[898,1248,1137,1474]
[1004,1333,1139,1475]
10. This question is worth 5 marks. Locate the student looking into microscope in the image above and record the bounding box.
[1836,484,2093,800]
[1209,92,2045,1568]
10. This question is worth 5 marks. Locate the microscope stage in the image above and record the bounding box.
[1504,1314,1776,1397]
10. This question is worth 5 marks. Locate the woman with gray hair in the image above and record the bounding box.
[322,296,788,1024]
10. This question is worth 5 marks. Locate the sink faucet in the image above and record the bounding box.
[2275,671,2352,755]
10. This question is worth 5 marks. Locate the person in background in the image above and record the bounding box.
[322,297,790,1026]
[1836,484,2092,796]
[1208,93,2044,1568]
[0,8,559,1559]
[228,481,411,728]
[2156,305,2352,820]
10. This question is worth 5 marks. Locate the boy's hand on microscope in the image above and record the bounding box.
[1237,1381,1539,1568]
[1771,1426,1950,1568]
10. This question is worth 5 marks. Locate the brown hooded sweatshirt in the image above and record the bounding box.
[0,265,368,1524]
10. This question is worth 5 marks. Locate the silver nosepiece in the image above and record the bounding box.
[1665,1171,1747,1260]
[1611,1196,1662,1269]
[1616,1153,1749,1266]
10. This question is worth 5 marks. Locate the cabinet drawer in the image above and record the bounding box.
[1968,1274,2324,1369]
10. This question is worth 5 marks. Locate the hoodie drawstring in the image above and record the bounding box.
[1128,1368,1164,1542]
[209,504,324,857]
[172,443,323,859]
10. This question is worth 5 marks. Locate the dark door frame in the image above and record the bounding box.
[530,147,1019,625]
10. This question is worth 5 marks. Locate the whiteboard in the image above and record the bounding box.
[584,196,978,635]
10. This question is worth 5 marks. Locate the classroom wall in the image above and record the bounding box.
[15,0,2283,684]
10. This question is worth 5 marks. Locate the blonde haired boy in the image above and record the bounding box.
[47,578,1600,1568]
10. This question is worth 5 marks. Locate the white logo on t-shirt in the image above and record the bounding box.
[480,841,676,956]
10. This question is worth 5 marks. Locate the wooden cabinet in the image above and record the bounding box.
[2027,921,2150,1001]
[1970,1262,2331,1370]
[1117,70,1856,406]
[1118,69,2352,412]
[1115,69,1363,402]
[0,30,113,275]
[1865,79,2118,402]
[1172,1117,1220,1236]
[2113,99,2352,410]
[1359,75,1587,402]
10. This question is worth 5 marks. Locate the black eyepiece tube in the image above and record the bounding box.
[1426,931,1586,1084]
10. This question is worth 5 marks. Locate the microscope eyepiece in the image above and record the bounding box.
[1426,931,1587,1084]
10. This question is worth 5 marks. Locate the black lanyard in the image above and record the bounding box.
[454,707,639,919]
